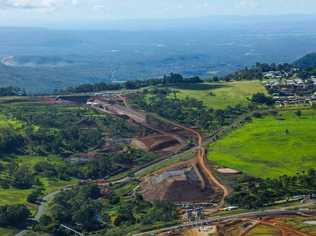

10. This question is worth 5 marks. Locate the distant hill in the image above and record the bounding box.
[294,52,316,68]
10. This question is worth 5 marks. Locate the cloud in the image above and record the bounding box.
[92,4,105,11]
[0,0,68,9]
[71,0,78,6]
[236,0,261,9]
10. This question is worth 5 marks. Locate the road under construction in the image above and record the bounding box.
[87,94,228,205]
[87,94,316,236]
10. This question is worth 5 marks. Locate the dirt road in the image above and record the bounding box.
[259,218,310,236]
[144,108,229,207]
[117,95,230,205]
[134,208,316,236]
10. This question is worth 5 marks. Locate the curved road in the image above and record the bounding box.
[15,185,73,236]
[154,113,229,206]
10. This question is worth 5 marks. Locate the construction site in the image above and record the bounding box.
[87,95,193,157]
[140,161,218,203]
[86,94,227,205]
[53,92,316,236]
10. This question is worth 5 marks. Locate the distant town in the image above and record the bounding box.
[264,70,316,106]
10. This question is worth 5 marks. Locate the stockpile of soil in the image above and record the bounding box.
[163,180,214,202]
[140,164,215,203]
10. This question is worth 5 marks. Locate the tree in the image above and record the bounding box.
[27,189,42,204]
[0,205,31,227]
[114,203,136,226]
[295,110,302,117]
[72,203,100,230]
[251,93,274,105]
[13,165,34,189]
[39,215,53,227]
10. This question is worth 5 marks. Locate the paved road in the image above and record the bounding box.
[15,185,73,236]
[133,207,316,236]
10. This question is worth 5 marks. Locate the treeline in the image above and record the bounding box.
[221,63,295,82]
[35,185,177,234]
[0,86,26,96]
[228,169,316,209]
[64,73,203,93]
[218,61,316,82]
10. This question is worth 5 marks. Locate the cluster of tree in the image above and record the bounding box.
[36,185,177,234]
[0,86,25,96]
[77,147,156,179]
[223,63,295,82]
[64,73,202,93]
[228,169,316,209]
[294,52,316,69]
[0,103,145,157]
[251,93,274,105]
[130,88,250,133]
[2,163,45,190]
[0,161,36,190]
[0,125,24,155]
[296,67,316,79]
[0,204,30,227]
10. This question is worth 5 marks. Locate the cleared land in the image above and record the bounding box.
[280,216,316,235]
[171,81,266,109]
[208,109,316,178]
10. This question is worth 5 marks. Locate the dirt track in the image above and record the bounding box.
[90,94,229,204]
[258,218,310,236]
[151,112,229,206]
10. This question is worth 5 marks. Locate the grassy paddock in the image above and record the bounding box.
[208,109,316,178]
[171,81,266,109]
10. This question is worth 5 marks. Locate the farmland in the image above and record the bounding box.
[208,109,316,178]
[171,81,266,109]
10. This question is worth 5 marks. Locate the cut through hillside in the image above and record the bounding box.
[140,161,221,203]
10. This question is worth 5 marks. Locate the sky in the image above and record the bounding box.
[0,0,316,28]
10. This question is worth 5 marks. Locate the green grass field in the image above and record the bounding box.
[171,81,266,109]
[208,109,316,178]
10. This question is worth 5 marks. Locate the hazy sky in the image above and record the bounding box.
[0,0,316,28]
